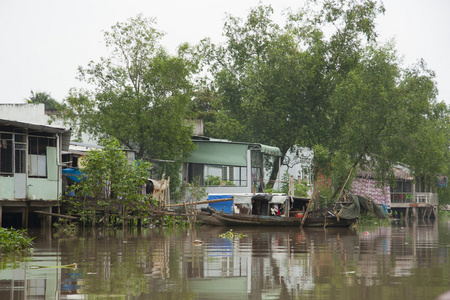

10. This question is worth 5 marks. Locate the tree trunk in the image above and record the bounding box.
[266,156,281,190]
[331,150,366,201]
[266,148,288,190]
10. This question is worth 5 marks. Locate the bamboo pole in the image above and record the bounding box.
[166,198,233,207]
[183,165,189,213]
[301,183,318,226]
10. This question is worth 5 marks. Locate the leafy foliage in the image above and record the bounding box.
[69,138,153,222]
[204,175,235,186]
[58,15,197,197]
[53,219,78,238]
[270,171,310,197]
[198,1,450,198]
[328,44,450,193]
[154,215,190,227]
[197,1,389,187]
[0,228,33,253]
[26,90,63,111]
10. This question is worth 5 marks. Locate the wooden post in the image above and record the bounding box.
[47,206,52,230]
[314,188,319,211]
[433,206,438,219]
[412,207,418,219]
[183,165,189,214]
[22,205,29,228]
[289,175,294,196]
[301,184,318,227]
[166,176,171,207]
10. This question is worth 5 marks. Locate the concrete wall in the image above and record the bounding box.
[0,104,51,124]
[0,177,15,199]
[0,177,59,201]
[27,178,59,200]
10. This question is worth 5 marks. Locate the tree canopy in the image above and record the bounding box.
[57,1,450,201]
[60,15,196,162]
[196,0,450,195]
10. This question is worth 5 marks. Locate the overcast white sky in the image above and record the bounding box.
[1,0,449,104]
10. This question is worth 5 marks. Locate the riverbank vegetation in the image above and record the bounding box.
[64,138,154,227]
[356,214,392,229]
[0,228,33,254]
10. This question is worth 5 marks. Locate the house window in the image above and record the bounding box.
[187,163,247,186]
[15,134,26,173]
[391,180,414,203]
[28,135,56,177]
[0,132,13,174]
[222,166,235,182]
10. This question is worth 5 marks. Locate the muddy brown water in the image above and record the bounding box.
[1,218,449,299]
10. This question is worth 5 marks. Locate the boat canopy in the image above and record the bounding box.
[233,195,253,204]
[270,195,288,204]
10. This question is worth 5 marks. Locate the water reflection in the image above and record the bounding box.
[0,219,449,299]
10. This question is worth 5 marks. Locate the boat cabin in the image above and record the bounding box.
[207,193,309,218]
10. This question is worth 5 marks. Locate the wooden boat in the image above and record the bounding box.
[200,193,357,228]
[212,211,355,227]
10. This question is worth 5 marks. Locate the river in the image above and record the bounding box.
[1,218,449,299]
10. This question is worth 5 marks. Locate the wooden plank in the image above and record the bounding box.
[34,210,78,220]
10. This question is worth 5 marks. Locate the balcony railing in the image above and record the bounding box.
[391,192,438,205]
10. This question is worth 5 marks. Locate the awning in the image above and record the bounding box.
[185,142,248,166]
[259,144,282,156]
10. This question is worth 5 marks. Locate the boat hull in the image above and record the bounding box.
[212,213,356,228]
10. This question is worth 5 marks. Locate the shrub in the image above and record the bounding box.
[0,228,34,253]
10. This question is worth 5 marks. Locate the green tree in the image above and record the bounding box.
[26,90,62,111]
[189,87,220,136]
[199,1,384,187]
[59,15,197,198]
[328,44,450,198]
[72,138,152,218]
[68,15,196,160]
[200,1,449,199]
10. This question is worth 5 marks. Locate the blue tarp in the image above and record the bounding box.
[62,168,83,182]
[208,194,233,214]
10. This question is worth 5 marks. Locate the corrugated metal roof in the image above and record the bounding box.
[356,166,414,181]
[192,137,282,157]
[0,118,71,151]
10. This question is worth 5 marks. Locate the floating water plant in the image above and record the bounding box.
[30,263,78,270]
[219,229,247,239]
